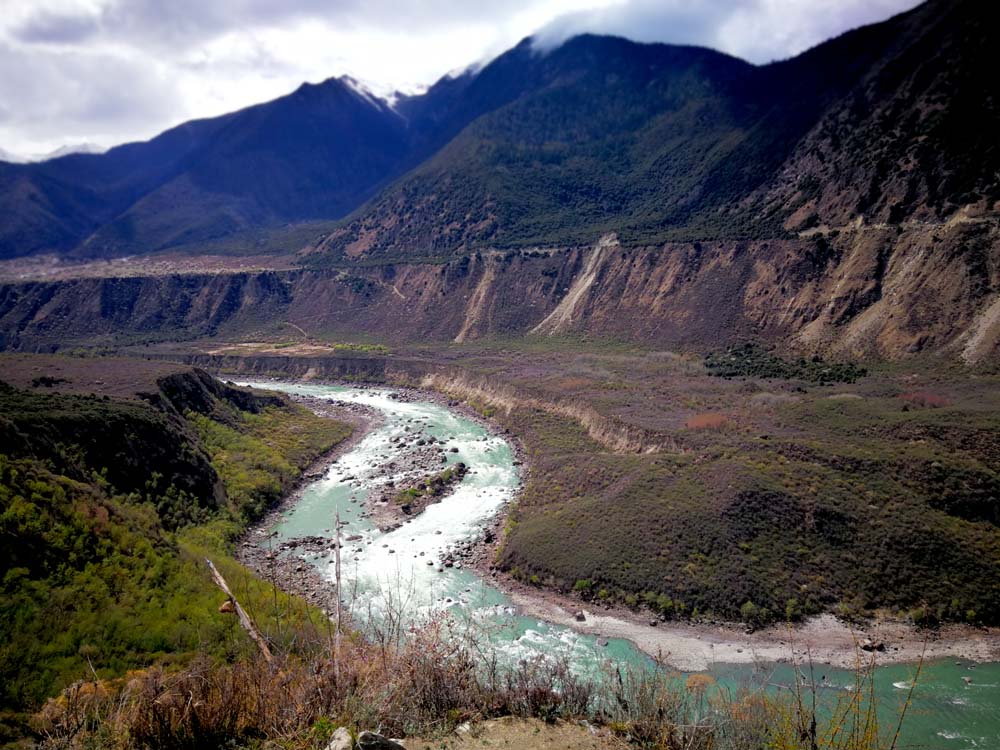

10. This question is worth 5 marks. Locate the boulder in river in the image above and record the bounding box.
[574,611,586,622]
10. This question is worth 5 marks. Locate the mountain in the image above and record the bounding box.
[3,0,996,265]
[313,0,998,262]
[0,0,997,362]
[0,60,591,261]
[0,78,416,259]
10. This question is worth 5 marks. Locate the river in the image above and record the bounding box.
[244,381,1000,749]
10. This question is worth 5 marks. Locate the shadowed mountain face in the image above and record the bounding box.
[1,0,996,264]
[312,0,999,261]
[0,79,413,258]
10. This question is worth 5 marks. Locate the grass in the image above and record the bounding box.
[30,607,918,750]
[500,399,1000,624]
[189,404,350,526]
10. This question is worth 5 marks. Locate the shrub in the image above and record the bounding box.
[684,412,730,430]
[898,391,950,409]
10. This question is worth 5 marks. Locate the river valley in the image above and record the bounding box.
[242,381,1000,749]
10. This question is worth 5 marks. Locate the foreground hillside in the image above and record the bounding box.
[0,356,351,741]
[0,354,925,750]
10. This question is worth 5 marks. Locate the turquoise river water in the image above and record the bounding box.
[244,382,1000,749]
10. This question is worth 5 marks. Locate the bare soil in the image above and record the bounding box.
[406,717,623,750]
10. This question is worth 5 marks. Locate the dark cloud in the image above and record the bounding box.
[535,1,738,51]
[0,39,183,146]
[12,1,546,51]
[14,11,101,44]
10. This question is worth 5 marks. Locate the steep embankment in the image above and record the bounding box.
[0,357,351,735]
[1,218,997,362]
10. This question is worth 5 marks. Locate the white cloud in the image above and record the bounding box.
[0,0,921,156]
[534,0,922,61]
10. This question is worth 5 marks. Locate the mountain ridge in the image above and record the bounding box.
[3,0,992,263]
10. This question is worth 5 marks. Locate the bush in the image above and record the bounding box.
[705,343,867,383]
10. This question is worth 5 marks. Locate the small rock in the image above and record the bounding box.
[357,731,406,750]
[574,611,586,622]
[324,727,352,750]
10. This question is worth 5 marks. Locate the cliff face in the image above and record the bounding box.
[2,219,997,363]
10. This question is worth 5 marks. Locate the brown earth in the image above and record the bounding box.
[406,717,621,750]
[1,221,997,364]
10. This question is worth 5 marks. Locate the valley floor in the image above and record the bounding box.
[238,370,1000,672]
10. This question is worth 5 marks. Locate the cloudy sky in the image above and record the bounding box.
[0,0,921,157]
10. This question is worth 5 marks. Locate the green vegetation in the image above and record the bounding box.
[704,343,868,384]
[0,369,350,739]
[329,342,389,354]
[500,397,1000,626]
[443,345,1000,629]
[189,405,350,526]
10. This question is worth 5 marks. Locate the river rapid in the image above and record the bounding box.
[243,381,1000,749]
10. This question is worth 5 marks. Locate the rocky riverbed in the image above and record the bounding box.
[236,393,380,614]
[236,382,520,617]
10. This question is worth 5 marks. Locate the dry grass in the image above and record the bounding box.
[32,609,915,750]
[684,413,731,430]
[897,391,950,409]
[33,612,596,750]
